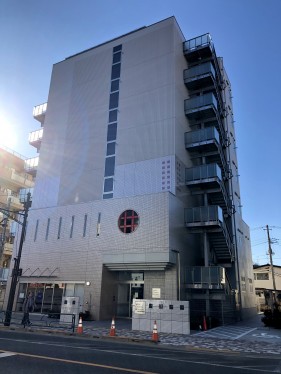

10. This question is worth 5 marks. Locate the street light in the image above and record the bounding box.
[4,192,31,326]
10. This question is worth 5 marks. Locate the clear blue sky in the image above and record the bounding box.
[1,0,280,264]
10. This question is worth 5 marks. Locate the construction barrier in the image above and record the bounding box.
[77,316,83,334]
[109,317,116,336]
[152,320,159,342]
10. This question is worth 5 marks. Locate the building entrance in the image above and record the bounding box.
[117,272,144,318]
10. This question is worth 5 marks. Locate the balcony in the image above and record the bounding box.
[25,156,39,176]
[185,163,222,185]
[29,128,43,150]
[185,126,220,151]
[3,242,13,257]
[0,166,34,189]
[33,102,47,123]
[0,192,23,210]
[185,266,225,290]
[185,206,233,262]
[185,93,218,120]
[184,61,216,90]
[183,34,214,63]
[185,127,230,180]
[185,164,231,214]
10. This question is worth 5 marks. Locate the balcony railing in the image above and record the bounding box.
[29,128,43,148]
[183,33,214,53]
[33,102,47,123]
[185,164,232,215]
[185,205,223,225]
[185,126,220,147]
[0,193,23,210]
[185,266,225,289]
[185,163,222,183]
[25,156,39,176]
[185,93,218,120]
[184,61,216,90]
[10,170,33,188]
[0,166,34,189]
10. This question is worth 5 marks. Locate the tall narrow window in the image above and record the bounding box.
[45,218,50,241]
[70,215,75,238]
[34,219,39,241]
[57,217,62,239]
[83,214,88,237]
[97,212,101,237]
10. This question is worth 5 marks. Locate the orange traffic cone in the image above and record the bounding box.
[203,316,207,331]
[77,316,83,334]
[152,320,159,342]
[109,317,116,336]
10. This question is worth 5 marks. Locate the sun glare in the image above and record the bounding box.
[0,121,18,150]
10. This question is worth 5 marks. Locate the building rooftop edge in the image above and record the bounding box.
[60,16,177,63]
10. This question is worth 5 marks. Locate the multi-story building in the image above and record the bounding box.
[0,146,34,308]
[253,264,281,312]
[6,17,255,324]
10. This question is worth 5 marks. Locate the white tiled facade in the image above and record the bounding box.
[7,17,256,322]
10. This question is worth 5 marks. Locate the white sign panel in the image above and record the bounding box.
[152,288,161,299]
[134,300,146,314]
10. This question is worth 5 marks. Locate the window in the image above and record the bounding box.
[104,177,114,192]
[103,193,113,199]
[45,218,50,241]
[111,79,120,92]
[104,156,115,177]
[113,44,122,53]
[109,92,119,109]
[109,109,118,123]
[255,273,269,280]
[70,215,75,238]
[34,219,39,241]
[111,63,121,80]
[106,142,116,156]
[113,52,122,64]
[118,210,139,234]
[97,212,101,236]
[107,123,117,142]
[57,217,62,239]
[83,214,88,237]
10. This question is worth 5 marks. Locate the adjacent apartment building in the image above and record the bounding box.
[253,264,281,312]
[6,17,256,324]
[0,146,34,308]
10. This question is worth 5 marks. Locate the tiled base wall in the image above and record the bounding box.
[132,299,190,335]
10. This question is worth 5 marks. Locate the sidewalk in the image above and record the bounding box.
[77,315,281,355]
[2,313,281,355]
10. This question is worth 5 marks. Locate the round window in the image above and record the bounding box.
[118,210,139,234]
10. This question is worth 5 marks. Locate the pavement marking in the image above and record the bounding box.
[195,326,257,340]
[0,349,157,374]
[252,333,281,339]
[0,352,16,358]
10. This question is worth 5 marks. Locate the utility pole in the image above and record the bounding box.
[266,225,277,304]
[4,192,31,326]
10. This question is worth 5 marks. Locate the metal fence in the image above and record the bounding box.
[0,311,76,333]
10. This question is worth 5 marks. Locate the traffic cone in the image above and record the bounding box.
[77,316,83,334]
[152,320,159,342]
[203,316,207,331]
[109,317,116,336]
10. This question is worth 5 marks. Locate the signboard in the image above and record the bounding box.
[152,288,161,299]
[133,300,146,314]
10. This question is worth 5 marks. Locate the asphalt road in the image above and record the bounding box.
[0,330,280,373]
